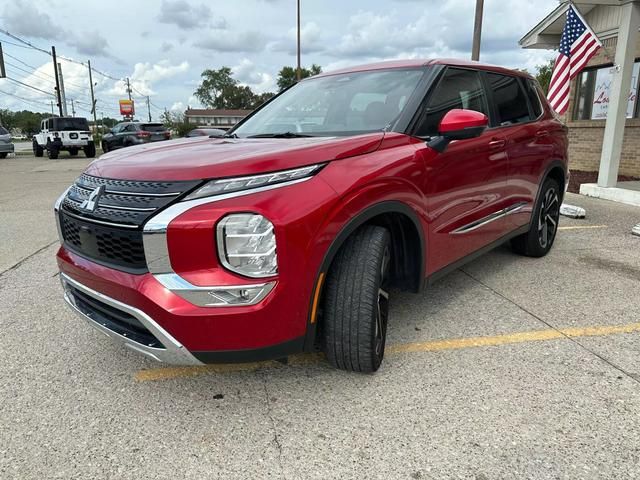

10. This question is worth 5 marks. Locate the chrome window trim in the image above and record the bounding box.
[451,202,526,235]
[60,273,202,365]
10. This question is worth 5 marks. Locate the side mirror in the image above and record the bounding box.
[427,109,488,153]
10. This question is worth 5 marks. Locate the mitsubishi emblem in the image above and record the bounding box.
[80,186,105,212]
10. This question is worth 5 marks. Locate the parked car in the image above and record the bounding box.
[186,128,226,138]
[0,126,14,158]
[33,117,95,159]
[101,122,171,152]
[54,59,568,372]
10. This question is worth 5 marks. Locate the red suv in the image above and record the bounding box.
[55,59,568,372]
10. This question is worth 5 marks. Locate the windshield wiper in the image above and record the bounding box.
[246,132,314,138]
[223,132,238,138]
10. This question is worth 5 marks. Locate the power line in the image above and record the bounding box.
[5,77,55,97]
[0,88,52,106]
[5,61,57,86]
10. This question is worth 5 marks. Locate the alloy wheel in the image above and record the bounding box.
[538,187,559,249]
[375,246,391,357]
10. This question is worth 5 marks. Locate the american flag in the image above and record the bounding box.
[547,5,602,115]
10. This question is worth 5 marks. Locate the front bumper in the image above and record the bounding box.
[61,272,202,365]
[0,143,14,153]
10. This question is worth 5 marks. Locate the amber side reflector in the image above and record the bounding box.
[310,272,325,324]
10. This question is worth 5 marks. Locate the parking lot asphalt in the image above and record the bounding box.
[1,154,640,479]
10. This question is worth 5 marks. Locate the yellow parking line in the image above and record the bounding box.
[134,322,640,382]
[558,225,607,230]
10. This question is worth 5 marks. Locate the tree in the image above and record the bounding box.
[276,64,322,91]
[195,67,263,109]
[534,60,555,94]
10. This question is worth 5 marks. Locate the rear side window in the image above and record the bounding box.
[416,67,489,137]
[523,80,543,118]
[141,123,166,132]
[487,74,531,126]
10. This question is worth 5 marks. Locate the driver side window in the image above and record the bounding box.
[416,68,488,138]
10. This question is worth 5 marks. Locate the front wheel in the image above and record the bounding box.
[33,140,44,157]
[101,141,108,153]
[84,142,96,158]
[323,225,391,373]
[511,177,561,257]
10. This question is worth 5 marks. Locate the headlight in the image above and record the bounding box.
[217,214,277,278]
[184,163,325,200]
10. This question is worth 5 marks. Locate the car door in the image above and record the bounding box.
[413,67,511,274]
[484,74,550,229]
[109,123,126,149]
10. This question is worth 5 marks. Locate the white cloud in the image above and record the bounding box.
[194,31,268,53]
[232,59,276,93]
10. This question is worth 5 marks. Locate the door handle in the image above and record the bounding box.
[536,130,549,138]
[488,139,506,150]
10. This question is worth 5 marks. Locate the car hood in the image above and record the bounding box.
[85,133,385,181]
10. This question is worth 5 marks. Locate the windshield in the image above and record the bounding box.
[53,118,90,131]
[233,68,425,138]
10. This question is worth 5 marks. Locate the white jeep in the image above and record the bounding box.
[33,117,96,159]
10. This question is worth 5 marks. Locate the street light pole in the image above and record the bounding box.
[296,0,301,81]
[471,0,484,61]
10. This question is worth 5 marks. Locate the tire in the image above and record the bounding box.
[511,177,561,257]
[0,152,7,159]
[33,140,44,157]
[101,142,108,153]
[84,142,96,158]
[323,225,392,373]
[69,148,78,156]
[47,144,59,160]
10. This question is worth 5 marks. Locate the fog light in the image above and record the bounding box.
[217,214,277,278]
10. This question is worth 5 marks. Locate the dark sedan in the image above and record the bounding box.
[101,122,170,153]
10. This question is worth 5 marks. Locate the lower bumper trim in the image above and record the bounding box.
[191,336,305,364]
[61,273,203,366]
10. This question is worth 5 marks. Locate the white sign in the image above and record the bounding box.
[591,62,640,119]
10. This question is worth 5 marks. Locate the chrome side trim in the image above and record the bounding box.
[60,273,202,365]
[154,273,276,307]
[143,176,311,275]
[451,202,527,235]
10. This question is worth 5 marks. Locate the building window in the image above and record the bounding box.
[573,60,640,120]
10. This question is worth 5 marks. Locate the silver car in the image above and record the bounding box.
[0,126,14,159]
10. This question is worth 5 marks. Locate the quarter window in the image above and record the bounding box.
[523,80,543,118]
[416,68,489,137]
[487,73,531,126]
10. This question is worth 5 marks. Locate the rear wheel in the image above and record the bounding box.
[323,225,391,373]
[0,152,7,159]
[47,142,59,160]
[33,140,44,157]
[511,177,560,257]
[84,142,96,158]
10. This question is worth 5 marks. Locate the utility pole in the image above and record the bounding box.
[471,0,484,61]
[146,96,152,122]
[50,100,54,115]
[296,0,301,81]
[51,46,63,116]
[87,60,98,129]
[0,43,6,79]
[70,99,76,117]
[58,62,68,116]
[126,77,132,101]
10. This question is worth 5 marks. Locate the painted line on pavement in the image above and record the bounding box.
[558,225,607,230]
[134,322,640,382]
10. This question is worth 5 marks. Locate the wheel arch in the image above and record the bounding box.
[303,200,426,351]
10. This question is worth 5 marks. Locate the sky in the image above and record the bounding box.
[0,0,559,121]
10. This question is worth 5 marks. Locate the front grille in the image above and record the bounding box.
[59,173,201,271]
[66,284,163,348]
[61,213,147,270]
